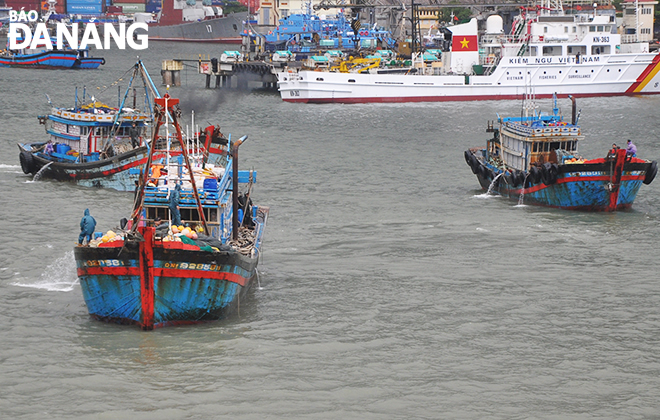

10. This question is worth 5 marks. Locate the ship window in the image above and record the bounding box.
[589,26,596,32]
[316,78,324,81]
[564,26,568,33]
[597,26,604,32]
[533,143,538,152]
[348,79,356,83]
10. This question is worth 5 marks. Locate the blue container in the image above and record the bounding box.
[57,144,71,154]
[94,232,103,239]
[87,152,100,162]
[203,178,218,191]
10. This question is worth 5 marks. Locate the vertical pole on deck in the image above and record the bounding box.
[231,136,246,241]
[139,226,155,330]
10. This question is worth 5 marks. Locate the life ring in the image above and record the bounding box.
[643,160,657,185]
[19,150,35,174]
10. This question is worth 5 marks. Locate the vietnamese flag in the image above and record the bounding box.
[452,35,478,52]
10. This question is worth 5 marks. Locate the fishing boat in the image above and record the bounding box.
[17,60,227,191]
[74,94,269,330]
[277,0,660,103]
[464,93,657,211]
[0,37,105,69]
[145,0,247,43]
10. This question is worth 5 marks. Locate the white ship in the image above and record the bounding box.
[276,1,660,104]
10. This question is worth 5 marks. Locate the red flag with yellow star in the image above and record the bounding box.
[451,35,478,52]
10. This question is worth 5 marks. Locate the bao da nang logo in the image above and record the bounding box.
[9,10,148,50]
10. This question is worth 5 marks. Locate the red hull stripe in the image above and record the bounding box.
[77,266,248,286]
[626,54,660,93]
[507,174,645,194]
[283,91,660,104]
[68,152,168,179]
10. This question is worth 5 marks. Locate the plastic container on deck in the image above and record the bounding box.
[57,144,71,154]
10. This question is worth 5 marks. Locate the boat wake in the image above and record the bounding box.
[0,164,22,173]
[11,251,78,292]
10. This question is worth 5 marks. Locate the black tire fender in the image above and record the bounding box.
[644,161,657,185]
[19,150,35,174]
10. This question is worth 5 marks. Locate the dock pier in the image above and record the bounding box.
[162,55,282,90]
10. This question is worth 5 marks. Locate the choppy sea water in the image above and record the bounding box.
[1,41,660,419]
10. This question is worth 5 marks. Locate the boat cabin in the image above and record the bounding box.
[493,113,584,171]
[41,103,150,162]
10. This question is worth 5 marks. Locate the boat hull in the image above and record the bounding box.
[277,53,660,103]
[18,143,227,191]
[467,150,655,211]
[0,51,78,68]
[0,51,104,69]
[146,12,248,43]
[74,230,259,329]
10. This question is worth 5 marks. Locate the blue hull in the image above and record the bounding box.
[0,50,104,69]
[74,226,264,329]
[19,143,228,192]
[477,171,644,210]
[469,152,655,211]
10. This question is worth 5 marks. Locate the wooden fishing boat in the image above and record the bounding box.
[0,37,105,69]
[465,94,657,211]
[17,60,227,191]
[74,94,269,330]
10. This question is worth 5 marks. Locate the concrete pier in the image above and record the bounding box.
[162,57,280,90]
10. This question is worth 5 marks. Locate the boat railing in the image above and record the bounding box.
[503,121,581,137]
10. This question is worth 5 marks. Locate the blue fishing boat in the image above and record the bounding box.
[74,94,269,330]
[465,94,657,211]
[17,60,228,191]
[0,37,105,69]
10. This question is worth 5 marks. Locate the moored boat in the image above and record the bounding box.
[0,37,105,69]
[74,94,269,330]
[145,0,247,43]
[277,1,660,103]
[17,60,227,191]
[465,94,657,211]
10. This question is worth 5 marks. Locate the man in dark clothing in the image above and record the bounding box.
[79,208,96,245]
[169,183,182,226]
[129,123,140,148]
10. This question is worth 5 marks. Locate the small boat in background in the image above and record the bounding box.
[465,94,657,211]
[74,94,269,330]
[17,60,227,191]
[0,37,105,69]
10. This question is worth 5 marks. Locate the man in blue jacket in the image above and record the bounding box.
[79,208,97,246]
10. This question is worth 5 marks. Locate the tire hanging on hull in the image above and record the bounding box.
[19,151,35,174]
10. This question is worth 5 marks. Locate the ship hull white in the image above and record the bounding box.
[278,53,660,103]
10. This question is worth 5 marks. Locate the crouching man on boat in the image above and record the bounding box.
[607,143,618,159]
[626,140,637,157]
[78,209,96,246]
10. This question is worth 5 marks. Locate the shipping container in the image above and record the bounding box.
[5,0,42,12]
[119,3,144,12]
[67,0,103,15]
